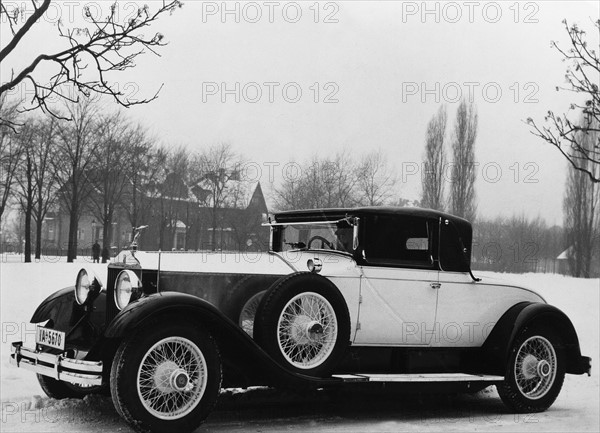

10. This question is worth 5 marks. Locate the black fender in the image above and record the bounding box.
[31,287,75,323]
[29,286,107,351]
[103,292,345,388]
[481,302,589,375]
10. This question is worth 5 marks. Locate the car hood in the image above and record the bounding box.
[111,250,297,275]
[111,249,358,277]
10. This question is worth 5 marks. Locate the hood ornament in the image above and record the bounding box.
[131,225,149,252]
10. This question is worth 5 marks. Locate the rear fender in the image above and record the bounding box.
[482,302,586,375]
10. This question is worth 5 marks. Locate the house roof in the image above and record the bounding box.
[557,247,572,260]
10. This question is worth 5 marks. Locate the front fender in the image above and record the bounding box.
[482,302,588,375]
[31,287,74,323]
[28,286,106,352]
[104,292,233,338]
[103,292,345,388]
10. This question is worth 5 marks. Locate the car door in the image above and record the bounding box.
[353,214,439,346]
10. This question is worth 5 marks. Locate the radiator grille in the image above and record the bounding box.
[106,268,120,324]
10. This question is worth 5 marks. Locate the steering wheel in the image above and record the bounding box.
[307,235,334,250]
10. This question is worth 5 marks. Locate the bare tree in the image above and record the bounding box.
[472,215,558,274]
[224,180,253,250]
[13,121,37,262]
[125,140,167,249]
[0,0,182,124]
[355,149,397,206]
[54,99,102,261]
[195,144,242,250]
[273,154,360,210]
[449,100,478,221]
[421,105,447,211]
[563,122,600,277]
[31,117,59,260]
[156,146,190,250]
[528,19,600,183]
[0,96,24,220]
[272,160,304,211]
[87,112,138,251]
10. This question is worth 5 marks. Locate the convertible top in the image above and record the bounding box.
[273,207,473,271]
[274,206,467,223]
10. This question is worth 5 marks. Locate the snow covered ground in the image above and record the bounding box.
[0,259,598,432]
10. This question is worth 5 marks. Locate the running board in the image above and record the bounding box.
[332,373,504,383]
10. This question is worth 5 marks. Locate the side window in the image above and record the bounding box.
[363,215,433,268]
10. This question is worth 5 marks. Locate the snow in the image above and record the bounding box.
[1,259,598,432]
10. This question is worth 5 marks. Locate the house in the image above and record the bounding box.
[41,182,270,258]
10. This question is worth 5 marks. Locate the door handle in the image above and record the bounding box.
[430,282,441,290]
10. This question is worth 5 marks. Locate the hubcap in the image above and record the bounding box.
[537,360,551,377]
[514,335,557,400]
[277,292,338,370]
[136,336,208,420]
[170,369,190,391]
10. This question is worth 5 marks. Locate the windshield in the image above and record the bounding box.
[277,222,354,253]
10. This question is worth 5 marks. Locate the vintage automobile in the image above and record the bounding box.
[10,207,591,432]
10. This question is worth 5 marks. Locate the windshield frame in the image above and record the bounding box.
[266,216,359,254]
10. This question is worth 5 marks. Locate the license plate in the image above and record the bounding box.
[36,327,65,350]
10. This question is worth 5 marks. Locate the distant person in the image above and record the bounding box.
[101,246,110,263]
[92,241,100,263]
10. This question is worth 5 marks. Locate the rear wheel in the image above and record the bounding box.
[110,319,221,433]
[498,326,565,413]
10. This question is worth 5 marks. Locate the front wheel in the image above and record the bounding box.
[498,327,565,413]
[110,318,221,433]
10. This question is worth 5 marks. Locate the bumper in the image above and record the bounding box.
[10,342,103,386]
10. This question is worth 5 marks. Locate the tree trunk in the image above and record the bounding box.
[24,204,32,263]
[102,210,114,252]
[67,207,79,262]
[35,215,42,260]
[211,207,217,251]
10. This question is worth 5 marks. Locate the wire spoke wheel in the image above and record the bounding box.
[514,335,557,399]
[136,336,207,420]
[498,327,565,413]
[239,291,266,337]
[277,292,338,369]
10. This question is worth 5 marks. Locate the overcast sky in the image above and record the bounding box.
[3,1,599,225]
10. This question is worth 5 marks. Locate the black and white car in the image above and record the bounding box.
[10,207,591,433]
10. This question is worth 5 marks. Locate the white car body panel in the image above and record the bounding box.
[354,267,439,346]
[115,247,546,349]
[433,272,545,347]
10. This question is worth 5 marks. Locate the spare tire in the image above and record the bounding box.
[253,272,351,377]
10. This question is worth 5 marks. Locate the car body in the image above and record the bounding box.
[10,207,591,433]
